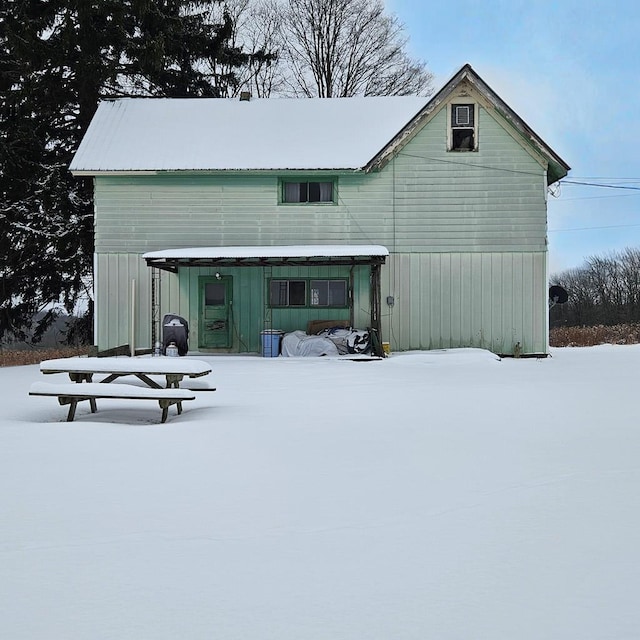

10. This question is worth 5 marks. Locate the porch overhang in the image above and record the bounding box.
[143,245,389,273]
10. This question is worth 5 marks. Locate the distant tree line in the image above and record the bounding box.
[550,247,640,328]
[0,0,432,346]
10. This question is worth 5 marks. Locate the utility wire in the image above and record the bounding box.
[560,180,640,191]
[549,223,640,233]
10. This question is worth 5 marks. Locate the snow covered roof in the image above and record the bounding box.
[70,96,427,173]
[70,64,569,183]
[143,245,389,259]
[143,245,389,271]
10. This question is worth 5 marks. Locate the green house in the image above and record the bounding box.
[70,64,569,356]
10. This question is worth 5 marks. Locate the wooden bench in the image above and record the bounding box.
[29,382,196,423]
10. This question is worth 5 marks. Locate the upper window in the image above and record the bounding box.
[450,103,476,151]
[282,181,334,203]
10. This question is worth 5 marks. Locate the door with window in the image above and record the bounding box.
[199,276,232,348]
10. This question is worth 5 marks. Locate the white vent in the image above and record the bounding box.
[453,105,472,127]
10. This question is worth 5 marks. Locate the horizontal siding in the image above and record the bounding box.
[381,251,549,355]
[388,108,547,252]
[94,105,548,255]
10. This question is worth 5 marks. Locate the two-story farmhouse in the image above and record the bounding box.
[70,64,570,356]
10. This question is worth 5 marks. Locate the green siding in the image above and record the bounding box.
[381,252,548,354]
[94,107,547,255]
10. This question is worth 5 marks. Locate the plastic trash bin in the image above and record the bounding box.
[261,329,283,357]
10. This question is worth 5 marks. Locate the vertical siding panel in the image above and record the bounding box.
[481,254,493,350]
[522,253,534,352]
[460,253,472,345]
[501,253,514,352]
[419,255,430,349]
[440,253,452,348]
[449,253,462,348]
[491,253,503,353]
[430,254,442,349]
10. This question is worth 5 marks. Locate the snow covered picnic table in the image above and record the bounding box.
[34,356,214,422]
[39,356,213,390]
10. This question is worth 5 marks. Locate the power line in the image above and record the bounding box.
[549,222,640,233]
[560,179,640,191]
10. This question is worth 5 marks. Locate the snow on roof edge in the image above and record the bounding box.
[142,245,389,259]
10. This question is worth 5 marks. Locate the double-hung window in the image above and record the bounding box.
[450,103,477,151]
[282,180,335,203]
[269,279,348,308]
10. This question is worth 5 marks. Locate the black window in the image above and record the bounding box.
[283,181,334,203]
[204,283,225,306]
[270,280,306,306]
[310,280,347,307]
[451,104,476,151]
[269,279,348,307]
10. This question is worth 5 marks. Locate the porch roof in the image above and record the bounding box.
[143,245,389,272]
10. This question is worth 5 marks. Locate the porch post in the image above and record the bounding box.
[151,266,160,350]
[370,262,384,357]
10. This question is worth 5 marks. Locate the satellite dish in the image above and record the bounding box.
[549,285,568,308]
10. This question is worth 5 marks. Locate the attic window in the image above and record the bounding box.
[282,181,334,203]
[450,103,476,151]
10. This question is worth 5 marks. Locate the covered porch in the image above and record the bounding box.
[142,245,389,357]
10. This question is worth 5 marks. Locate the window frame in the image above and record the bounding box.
[268,278,349,308]
[448,102,478,152]
[279,178,337,205]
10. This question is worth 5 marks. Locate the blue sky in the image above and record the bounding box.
[386,0,640,274]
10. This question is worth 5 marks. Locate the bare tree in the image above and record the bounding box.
[278,0,433,97]
[204,0,280,97]
[551,247,640,327]
[222,0,433,98]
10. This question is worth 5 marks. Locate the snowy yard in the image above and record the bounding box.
[1,346,639,639]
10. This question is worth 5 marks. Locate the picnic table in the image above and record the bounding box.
[34,356,214,422]
[39,356,212,390]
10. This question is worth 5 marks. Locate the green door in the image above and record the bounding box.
[199,276,233,348]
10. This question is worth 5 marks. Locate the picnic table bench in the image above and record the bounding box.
[30,382,196,423]
[35,356,214,422]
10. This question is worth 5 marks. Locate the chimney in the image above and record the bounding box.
[239,91,251,102]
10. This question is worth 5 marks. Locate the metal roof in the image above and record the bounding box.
[70,96,427,173]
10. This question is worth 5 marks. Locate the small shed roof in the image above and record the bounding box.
[143,245,389,272]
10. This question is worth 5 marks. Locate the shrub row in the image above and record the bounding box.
[549,324,640,347]
[0,347,88,368]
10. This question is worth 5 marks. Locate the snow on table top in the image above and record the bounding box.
[39,356,211,376]
[29,381,195,399]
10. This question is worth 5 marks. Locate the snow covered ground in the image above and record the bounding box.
[1,346,639,639]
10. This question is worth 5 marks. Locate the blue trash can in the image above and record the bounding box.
[261,329,283,357]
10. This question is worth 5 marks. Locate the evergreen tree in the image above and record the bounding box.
[0,0,246,343]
